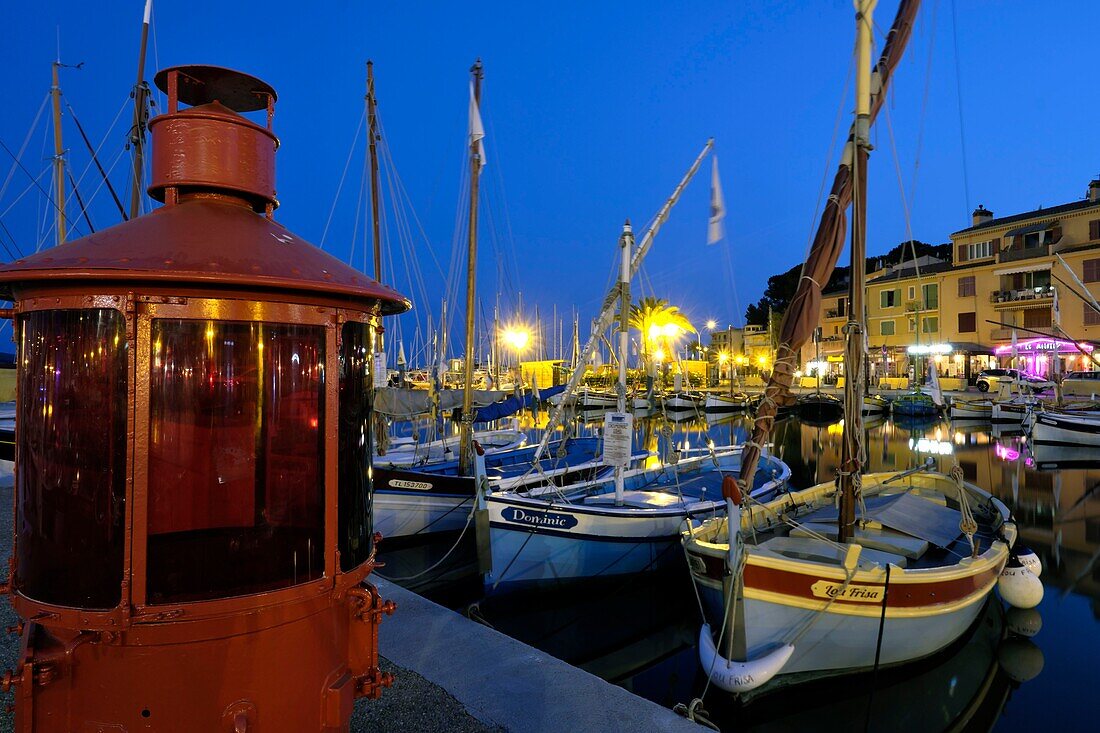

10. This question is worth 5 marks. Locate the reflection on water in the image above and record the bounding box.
[377,412,1099,732]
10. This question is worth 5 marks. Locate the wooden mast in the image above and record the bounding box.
[366,60,385,357]
[838,0,877,544]
[459,59,484,475]
[128,0,152,219]
[50,61,66,246]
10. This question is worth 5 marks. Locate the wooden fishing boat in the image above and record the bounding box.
[892,391,939,416]
[683,469,1016,690]
[1032,410,1100,448]
[862,393,890,415]
[481,155,795,589]
[486,446,791,588]
[795,392,843,422]
[681,1,1042,702]
[663,390,705,412]
[706,392,751,412]
[949,397,993,420]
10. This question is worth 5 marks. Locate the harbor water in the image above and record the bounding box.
[378,411,1099,732]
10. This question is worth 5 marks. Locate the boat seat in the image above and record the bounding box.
[755,536,908,569]
[582,490,686,510]
[789,522,929,559]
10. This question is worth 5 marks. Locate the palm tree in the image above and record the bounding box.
[625,296,696,371]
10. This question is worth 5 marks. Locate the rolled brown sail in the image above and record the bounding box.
[739,0,921,493]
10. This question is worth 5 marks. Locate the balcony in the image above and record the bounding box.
[999,243,1050,263]
[991,285,1055,309]
[825,308,844,319]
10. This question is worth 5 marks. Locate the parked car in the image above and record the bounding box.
[975,368,1018,392]
[975,368,1053,393]
[1061,370,1100,397]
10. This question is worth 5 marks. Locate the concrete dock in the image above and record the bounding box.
[373,577,701,733]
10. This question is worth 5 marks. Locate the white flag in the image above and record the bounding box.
[397,341,407,366]
[1052,286,1061,327]
[707,155,726,245]
[469,82,487,167]
[928,359,944,407]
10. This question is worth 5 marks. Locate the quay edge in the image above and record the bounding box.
[374,578,703,732]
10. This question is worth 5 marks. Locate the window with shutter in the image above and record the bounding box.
[1090,220,1100,241]
[880,320,895,336]
[992,238,1001,255]
[1024,309,1051,329]
[1084,259,1100,283]
[958,312,976,332]
[958,276,976,297]
[957,243,968,262]
[1085,302,1100,326]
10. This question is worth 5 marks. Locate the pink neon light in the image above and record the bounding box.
[995,444,1020,462]
[994,337,1094,355]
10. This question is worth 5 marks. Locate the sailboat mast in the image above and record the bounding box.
[128,0,152,219]
[459,59,484,475]
[50,61,66,246]
[614,221,634,505]
[838,0,877,545]
[366,63,383,286]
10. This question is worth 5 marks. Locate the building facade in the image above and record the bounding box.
[806,179,1100,384]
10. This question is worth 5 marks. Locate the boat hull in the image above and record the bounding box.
[373,467,477,539]
[705,394,749,412]
[486,451,791,587]
[1032,411,1100,447]
[949,401,992,420]
[682,471,1013,686]
[691,555,999,677]
[663,394,703,412]
[991,401,1033,424]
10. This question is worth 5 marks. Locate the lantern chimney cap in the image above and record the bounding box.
[154,65,276,113]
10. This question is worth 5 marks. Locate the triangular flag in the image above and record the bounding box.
[469,82,487,167]
[707,155,726,245]
[397,341,407,366]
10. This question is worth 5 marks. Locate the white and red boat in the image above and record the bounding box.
[682,469,1019,692]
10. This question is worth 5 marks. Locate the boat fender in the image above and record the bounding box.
[697,624,794,693]
[1005,607,1043,638]
[997,637,1044,683]
[721,476,742,505]
[997,557,1043,609]
[1012,545,1042,577]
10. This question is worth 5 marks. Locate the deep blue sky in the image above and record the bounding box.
[3,1,1098,355]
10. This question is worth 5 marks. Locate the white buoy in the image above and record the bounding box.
[997,557,1044,609]
[997,637,1044,683]
[1014,545,1042,577]
[1005,607,1043,638]
[698,624,795,693]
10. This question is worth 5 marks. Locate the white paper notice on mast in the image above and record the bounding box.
[603,411,634,467]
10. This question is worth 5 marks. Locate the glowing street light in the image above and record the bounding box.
[706,319,717,331]
[502,327,530,353]
[717,351,729,364]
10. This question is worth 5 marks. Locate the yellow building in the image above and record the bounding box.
[807,178,1100,385]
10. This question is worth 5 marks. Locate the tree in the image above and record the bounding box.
[626,296,696,370]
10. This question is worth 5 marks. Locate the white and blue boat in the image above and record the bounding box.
[374,435,650,540]
[483,445,791,588]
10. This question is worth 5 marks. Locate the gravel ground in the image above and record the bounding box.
[0,483,497,732]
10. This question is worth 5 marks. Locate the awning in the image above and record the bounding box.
[995,262,1052,276]
[951,341,994,355]
[1005,220,1057,238]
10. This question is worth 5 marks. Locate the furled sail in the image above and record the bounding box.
[739,0,921,492]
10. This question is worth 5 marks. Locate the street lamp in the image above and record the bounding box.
[502,327,530,352]
[706,319,717,331]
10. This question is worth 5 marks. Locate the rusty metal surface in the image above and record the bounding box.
[153,64,276,111]
[148,101,278,208]
[0,196,410,314]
